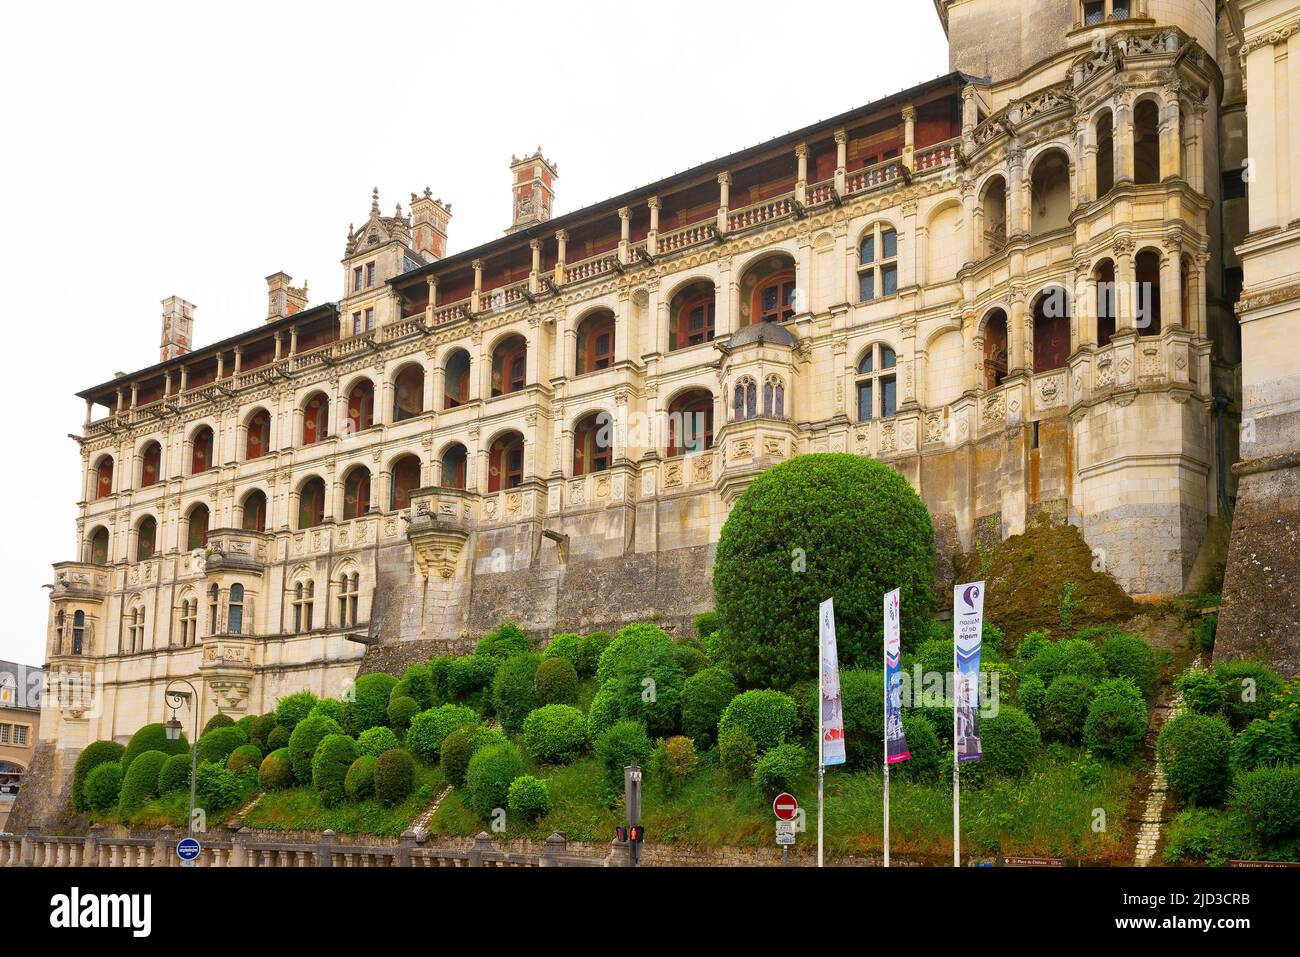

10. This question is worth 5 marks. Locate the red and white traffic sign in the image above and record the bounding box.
[773,792,799,821]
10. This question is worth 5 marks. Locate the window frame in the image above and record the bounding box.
[855,343,899,421]
[858,224,899,303]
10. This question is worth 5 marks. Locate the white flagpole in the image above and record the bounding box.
[883,635,890,868]
[818,612,825,870]
[953,634,960,868]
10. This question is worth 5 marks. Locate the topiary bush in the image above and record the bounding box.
[1231,718,1300,775]
[158,752,193,796]
[575,632,612,677]
[465,742,525,818]
[309,698,346,724]
[344,673,398,736]
[446,654,498,705]
[196,725,248,766]
[267,725,291,752]
[590,624,685,736]
[392,664,435,711]
[681,667,739,746]
[441,725,506,788]
[72,740,125,812]
[533,657,580,707]
[1234,765,1300,843]
[1016,630,1052,663]
[194,761,241,812]
[593,720,652,797]
[713,453,935,687]
[1024,639,1107,687]
[1041,675,1096,742]
[475,623,534,659]
[357,726,401,759]
[1083,677,1148,761]
[719,725,757,782]
[226,744,263,777]
[652,736,699,795]
[406,704,479,763]
[428,656,454,705]
[119,750,168,814]
[542,633,581,667]
[523,704,587,762]
[694,611,721,640]
[671,642,710,679]
[507,775,551,822]
[386,696,419,733]
[1173,667,1226,717]
[753,744,807,798]
[258,748,294,791]
[203,713,235,735]
[249,713,277,753]
[373,748,417,807]
[84,761,124,812]
[1017,674,1047,722]
[1212,660,1285,732]
[311,734,358,808]
[1099,633,1158,698]
[344,755,377,802]
[122,723,189,773]
[1157,712,1233,807]
[979,705,1041,778]
[287,714,344,784]
[717,690,798,754]
[273,690,318,730]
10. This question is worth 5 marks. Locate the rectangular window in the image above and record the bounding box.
[860,235,875,264]
[881,375,897,418]
[353,266,363,292]
[364,308,374,331]
[857,381,873,421]
[352,312,362,335]
[1083,1,1105,25]
[1111,1,1129,19]
[882,264,898,297]
[13,725,27,746]
[859,271,875,302]
[882,230,898,259]
[366,262,376,287]
[1221,169,1247,201]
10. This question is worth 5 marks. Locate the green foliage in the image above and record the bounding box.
[753,744,807,798]
[712,453,935,688]
[507,775,551,822]
[1231,719,1300,775]
[158,753,193,796]
[589,624,685,736]
[249,714,277,753]
[574,632,612,677]
[533,657,580,707]
[1083,678,1148,762]
[592,720,652,797]
[1164,808,1250,866]
[72,740,125,812]
[356,726,401,759]
[717,690,798,754]
[681,667,739,746]
[542,633,581,667]
[446,654,498,701]
[719,726,757,782]
[386,696,419,733]
[441,725,505,788]
[492,653,541,734]
[897,714,942,781]
[287,714,344,784]
[839,670,887,771]
[979,705,1041,778]
[309,698,346,724]
[312,734,359,808]
[1024,639,1106,687]
[236,714,257,736]
[194,761,242,812]
[267,725,291,752]
[373,749,417,807]
[694,611,721,639]
[1041,675,1096,743]
[1174,667,1226,717]
[345,673,398,735]
[274,690,318,730]
[465,742,525,818]
[652,736,699,795]
[523,704,588,762]
[392,664,435,711]
[1196,612,1218,652]
[406,704,479,763]
[119,750,168,814]
[1212,660,1285,732]
[1099,633,1158,698]
[475,622,534,659]
[914,639,953,679]
[428,656,454,705]
[1016,630,1051,662]
[1017,674,1047,721]
[671,642,710,679]
[202,713,235,735]
[226,744,263,776]
[1053,579,1085,631]
[1234,766,1300,843]
[196,725,248,766]
[122,723,189,773]
[344,755,377,802]
[1157,713,1233,807]
[84,761,124,812]
[258,748,294,791]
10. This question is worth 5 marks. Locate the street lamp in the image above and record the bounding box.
[163,679,200,840]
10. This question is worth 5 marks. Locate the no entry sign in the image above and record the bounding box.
[772,792,799,821]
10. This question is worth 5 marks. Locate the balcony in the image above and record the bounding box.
[50,562,110,601]
[407,486,475,579]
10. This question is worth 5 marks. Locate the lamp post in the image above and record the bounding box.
[164,679,200,839]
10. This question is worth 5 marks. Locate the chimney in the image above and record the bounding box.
[266,272,309,321]
[160,296,195,361]
[507,148,557,233]
[410,189,452,261]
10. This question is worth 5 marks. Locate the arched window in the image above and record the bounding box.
[191,427,214,474]
[338,573,359,628]
[669,281,716,350]
[763,375,786,418]
[186,503,209,551]
[1094,110,1114,196]
[1030,150,1071,234]
[55,610,65,650]
[438,446,467,491]
[858,225,899,302]
[444,349,471,409]
[980,178,1008,256]
[576,311,616,374]
[72,610,85,655]
[179,598,197,648]
[1032,288,1071,372]
[1134,99,1160,185]
[346,380,375,434]
[241,490,267,532]
[343,466,371,519]
[126,606,145,654]
[89,527,109,565]
[733,376,757,421]
[136,517,157,561]
[1135,249,1162,335]
[391,454,423,508]
[392,364,425,422]
[491,335,528,397]
[739,254,797,326]
[246,409,272,460]
[208,584,219,636]
[298,477,326,529]
[94,457,114,500]
[982,310,1009,389]
[228,583,244,636]
[292,580,315,633]
[856,344,898,420]
[573,412,614,476]
[488,433,524,492]
[1094,260,1117,346]
[140,442,162,488]
[302,392,330,445]
[666,390,714,457]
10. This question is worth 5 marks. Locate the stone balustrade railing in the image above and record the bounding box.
[845,158,903,195]
[727,193,795,232]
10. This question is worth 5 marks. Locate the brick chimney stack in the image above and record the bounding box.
[507,148,557,233]
[410,188,452,261]
[266,272,309,321]
[160,295,195,361]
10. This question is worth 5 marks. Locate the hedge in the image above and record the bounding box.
[1024,639,1107,687]
[72,740,125,812]
[1234,765,1300,843]
[1231,718,1300,775]
[653,736,699,794]
[465,742,525,818]
[717,690,798,754]
[1213,660,1285,731]
[392,664,435,711]
[475,623,533,659]
[119,750,168,814]
[1017,674,1047,722]
[312,734,359,808]
[196,725,248,766]
[979,705,1041,778]
[523,704,588,762]
[681,667,739,746]
[1041,675,1095,743]
[309,698,346,724]
[1157,713,1233,807]
[344,755,377,802]
[671,642,710,679]
[356,726,401,759]
[542,633,581,667]
[446,654,498,701]
[507,775,551,822]
[202,713,235,735]
[226,744,263,777]
[258,748,294,791]
[719,726,757,781]
[493,654,541,734]
[593,721,652,796]
[344,673,398,735]
[897,713,942,781]
[712,453,935,687]
[429,656,454,705]
[158,752,193,796]
[1173,668,1226,717]
[533,657,580,707]
[84,761,123,812]
[249,713,277,753]
[287,714,344,784]
[1083,677,1148,761]
[273,690,318,730]
[122,723,189,773]
[374,749,417,806]
[753,744,807,798]
[406,704,479,763]
[590,624,685,736]
[267,725,291,752]
[194,761,241,812]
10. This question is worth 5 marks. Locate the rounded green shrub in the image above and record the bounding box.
[717,690,798,754]
[72,740,125,812]
[226,744,263,777]
[523,704,588,762]
[273,690,318,730]
[1016,630,1052,662]
[475,623,534,659]
[406,704,478,763]
[344,755,377,802]
[287,714,344,784]
[122,723,189,773]
[694,611,721,639]
[202,713,235,735]
[196,725,248,766]
[575,632,612,677]
[1213,660,1285,731]
[1173,668,1226,717]
[542,633,581,667]
[979,705,1041,778]
[258,748,294,791]
[1234,765,1300,843]
[465,742,525,818]
[507,775,551,822]
[84,761,123,812]
[158,752,193,796]
[446,654,498,702]
[754,743,807,797]
[392,664,435,711]
[1041,675,1095,742]
[719,725,757,781]
[1231,718,1300,775]
[839,669,888,770]
[1083,678,1148,761]
[249,713,277,753]
[1024,639,1106,687]
[356,726,401,759]
[373,748,417,807]
[1157,712,1233,807]
[533,657,580,707]
[681,667,739,746]
[194,761,241,812]
[428,656,454,704]
[897,713,942,781]
[441,725,505,788]
[593,720,652,796]
[236,714,257,736]
[591,624,685,735]
[713,453,935,687]
[653,735,699,794]
[1099,633,1158,698]
[311,734,358,808]
[492,653,541,734]
[1017,674,1047,721]
[386,695,419,732]
[119,750,168,814]
[344,673,398,735]
[267,725,291,752]
[671,642,710,679]
[309,698,346,724]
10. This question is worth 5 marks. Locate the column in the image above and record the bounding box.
[902,105,916,169]
[1114,239,1135,332]
[617,208,630,264]
[130,382,138,408]
[963,312,980,393]
[273,332,282,361]
[716,259,733,337]
[471,260,483,313]
[1077,257,1099,347]
[554,231,567,285]
[426,276,439,318]
[1159,92,1182,181]
[716,173,730,235]
[647,196,660,255]
[115,387,124,413]
[529,240,541,294]
[795,143,808,205]
[614,289,631,363]
[525,318,541,386]
[834,129,847,195]
[1077,117,1096,204]
[216,352,225,380]
[288,328,298,356]
[164,371,172,397]
[233,346,243,375]
[1009,286,1028,373]
[1160,244,1182,330]
[1007,149,1026,237]
[1114,93,1135,184]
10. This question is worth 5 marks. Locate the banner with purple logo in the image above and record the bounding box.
[884,588,910,764]
[953,581,985,764]
[819,598,846,767]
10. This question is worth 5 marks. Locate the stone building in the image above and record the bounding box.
[0,662,42,831]
[19,0,1281,824]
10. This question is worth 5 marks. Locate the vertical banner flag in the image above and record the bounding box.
[884,588,910,764]
[819,598,846,767]
[953,581,985,764]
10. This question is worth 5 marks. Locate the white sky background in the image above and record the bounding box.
[0,1,948,665]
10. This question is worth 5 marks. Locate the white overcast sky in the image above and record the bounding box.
[0,1,949,665]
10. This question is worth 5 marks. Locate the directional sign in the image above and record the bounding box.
[176,837,201,862]
[775,820,796,846]
[772,792,799,821]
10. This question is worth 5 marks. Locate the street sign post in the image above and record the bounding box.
[176,837,201,867]
[776,821,796,845]
[624,763,643,866]
[772,792,799,821]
